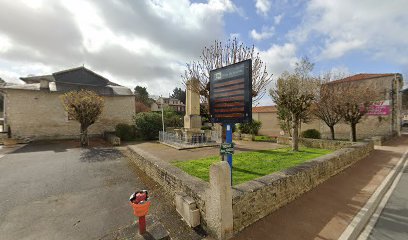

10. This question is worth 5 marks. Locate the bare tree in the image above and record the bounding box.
[270,58,319,151]
[312,72,347,140]
[312,85,342,140]
[182,38,272,107]
[61,90,104,147]
[333,84,376,142]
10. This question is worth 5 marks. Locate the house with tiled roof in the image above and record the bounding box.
[325,73,403,139]
[251,73,404,140]
[0,66,135,140]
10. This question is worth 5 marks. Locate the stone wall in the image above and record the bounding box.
[231,140,374,233]
[4,89,134,140]
[277,136,354,150]
[127,138,374,238]
[125,145,210,229]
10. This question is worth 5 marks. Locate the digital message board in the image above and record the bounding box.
[209,59,252,123]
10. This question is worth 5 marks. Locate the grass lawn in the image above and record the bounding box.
[172,147,332,185]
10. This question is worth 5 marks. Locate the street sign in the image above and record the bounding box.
[220,142,234,155]
[209,59,252,124]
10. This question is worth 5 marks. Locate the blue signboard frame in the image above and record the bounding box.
[209,59,252,124]
[209,60,253,184]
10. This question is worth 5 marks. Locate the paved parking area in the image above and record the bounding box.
[0,140,144,239]
[0,140,203,240]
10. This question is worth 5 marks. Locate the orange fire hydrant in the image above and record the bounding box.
[129,190,151,235]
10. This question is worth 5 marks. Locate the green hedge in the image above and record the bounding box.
[133,112,162,140]
[301,129,321,139]
[115,123,136,141]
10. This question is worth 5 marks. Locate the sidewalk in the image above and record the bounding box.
[233,135,408,240]
[367,156,408,239]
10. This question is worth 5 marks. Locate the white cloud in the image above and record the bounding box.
[255,0,271,16]
[274,14,283,25]
[250,26,274,41]
[320,39,365,59]
[255,43,300,106]
[259,43,299,76]
[0,0,237,96]
[0,34,12,53]
[291,0,408,63]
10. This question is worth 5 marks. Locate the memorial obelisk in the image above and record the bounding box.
[184,78,202,130]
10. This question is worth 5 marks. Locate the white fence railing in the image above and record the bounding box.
[159,130,221,148]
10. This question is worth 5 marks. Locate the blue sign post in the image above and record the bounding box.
[226,124,233,184]
[209,59,252,186]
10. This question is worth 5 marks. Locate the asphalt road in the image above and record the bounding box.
[0,140,149,240]
[369,161,408,240]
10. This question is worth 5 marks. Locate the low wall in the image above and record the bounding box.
[277,136,354,150]
[126,139,374,238]
[231,140,374,233]
[125,145,210,228]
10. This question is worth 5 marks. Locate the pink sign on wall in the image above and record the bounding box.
[367,100,391,116]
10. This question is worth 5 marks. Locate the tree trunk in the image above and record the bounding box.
[80,125,89,147]
[329,125,335,140]
[287,119,292,137]
[298,119,302,138]
[291,116,299,151]
[350,123,357,142]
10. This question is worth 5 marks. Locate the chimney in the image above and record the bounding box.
[40,79,49,89]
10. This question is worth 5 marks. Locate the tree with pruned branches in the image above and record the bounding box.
[270,57,319,151]
[312,72,348,140]
[61,90,104,147]
[182,38,272,108]
[333,83,376,142]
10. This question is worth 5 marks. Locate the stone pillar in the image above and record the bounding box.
[184,78,201,130]
[206,161,233,240]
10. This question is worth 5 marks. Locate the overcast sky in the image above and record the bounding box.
[0,0,407,105]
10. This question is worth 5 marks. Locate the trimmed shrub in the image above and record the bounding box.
[301,129,321,139]
[237,120,262,135]
[163,107,183,128]
[134,112,162,140]
[115,123,136,141]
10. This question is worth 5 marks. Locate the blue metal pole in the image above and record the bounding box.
[226,124,233,184]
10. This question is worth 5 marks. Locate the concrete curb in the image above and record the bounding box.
[357,150,408,239]
[338,149,408,240]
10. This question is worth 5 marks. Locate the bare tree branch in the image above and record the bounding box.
[182,38,273,107]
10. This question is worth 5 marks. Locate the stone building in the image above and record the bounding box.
[252,106,279,136]
[151,97,185,113]
[252,105,320,137]
[322,73,403,139]
[252,73,403,140]
[0,66,135,140]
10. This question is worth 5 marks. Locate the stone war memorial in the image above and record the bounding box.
[159,78,221,149]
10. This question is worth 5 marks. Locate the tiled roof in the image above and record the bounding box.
[329,73,399,84]
[252,105,277,113]
[1,81,133,96]
[7,66,133,96]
